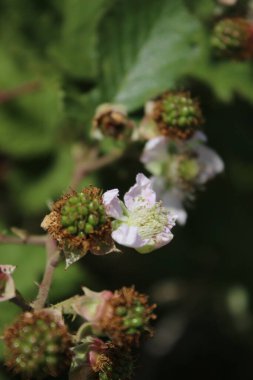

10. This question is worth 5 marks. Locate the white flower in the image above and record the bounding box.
[141,132,224,186]
[195,144,224,185]
[103,174,176,253]
[151,176,187,226]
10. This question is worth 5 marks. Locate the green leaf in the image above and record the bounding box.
[8,148,72,214]
[0,77,64,157]
[186,32,253,103]
[49,0,114,79]
[98,0,201,111]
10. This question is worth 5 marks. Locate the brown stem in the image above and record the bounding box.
[0,233,47,246]
[0,81,40,104]
[10,290,32,312]
[70,149,123,190]
[33,237,61,310]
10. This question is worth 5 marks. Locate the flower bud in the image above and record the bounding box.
[211,18,253,59]
[92,104,134,140]
[4,310,72,378]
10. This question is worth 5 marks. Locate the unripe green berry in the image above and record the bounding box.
[67,226,77,234]
[130,317,143,328]
[123,319,132,328]
[85,223,94,234]
[116,306,127,316]
[126,327,137,334]
[88,214,99,226]
[134,305,145,314]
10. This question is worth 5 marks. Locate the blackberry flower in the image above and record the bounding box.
[141,133,224,225]
[103,173,176,253]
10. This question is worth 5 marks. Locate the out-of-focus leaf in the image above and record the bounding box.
[0,244,44,358]
[8,148,72,213]
[0,77,64,157]
[186,31,253,103]
[49,0,114,79]
[98,0,201,111]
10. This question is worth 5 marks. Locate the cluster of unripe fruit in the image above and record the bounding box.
[60,192,107,237]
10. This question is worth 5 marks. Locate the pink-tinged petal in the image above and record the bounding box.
[102,189,123,219]
[196,145,224,184]
[112,224,147,248]
[141,136,168,164]
[73,287,113,323]
[124,173,156,210]
[0,265,16,302]
[155,228,174,249]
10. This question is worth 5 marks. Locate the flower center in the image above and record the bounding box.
[128,203,168,240]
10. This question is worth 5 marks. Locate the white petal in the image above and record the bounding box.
[151,177,187,226]
[102,189,123,219]
[141,136,168,164]
[112,224,147,248]
[124,173,156,210]
[196,145,224,184]
[155,229,174,249]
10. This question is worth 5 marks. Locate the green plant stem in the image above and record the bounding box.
[33,236,61,310]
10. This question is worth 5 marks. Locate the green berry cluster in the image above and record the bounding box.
[116,301,146,335]
[61,192,107,237]
[4,311,71,378]
[211,19,248,56]
[162,93,201,129]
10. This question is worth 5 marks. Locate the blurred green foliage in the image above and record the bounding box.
[0,0,253,379]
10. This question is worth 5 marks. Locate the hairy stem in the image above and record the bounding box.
[33,237,60,310]
[0,233,47,246]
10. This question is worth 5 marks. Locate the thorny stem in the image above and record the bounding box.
[33,236,61,310]
[0,81,40,104]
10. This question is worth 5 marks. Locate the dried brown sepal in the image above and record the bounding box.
[92,104,134,140]
[41,187,114,266]
[100,286,157,347]
[88,338,135,380]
